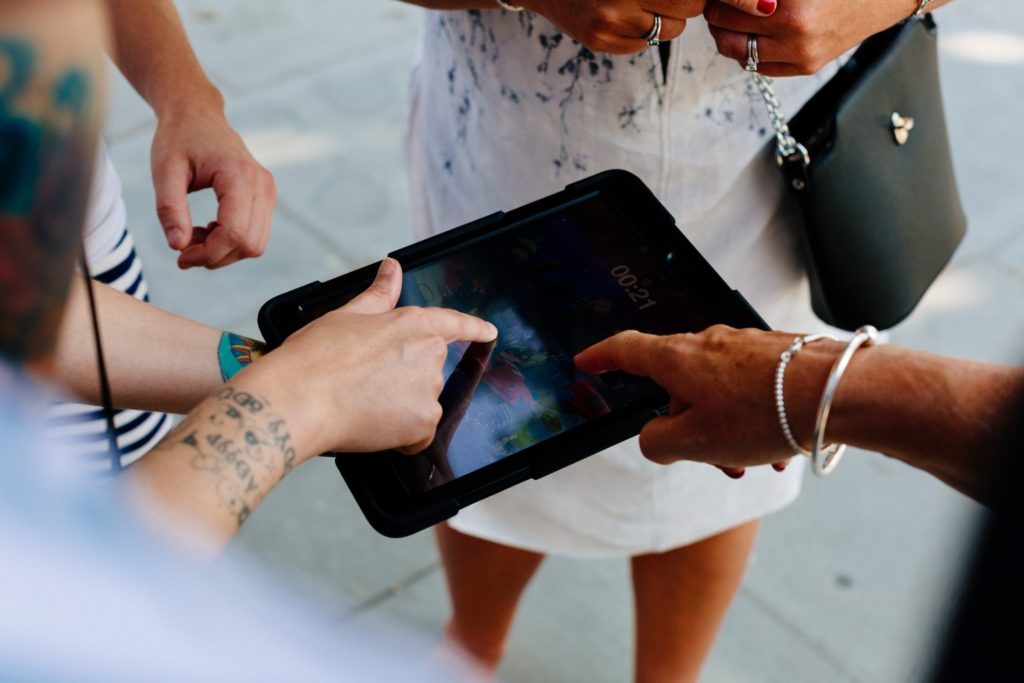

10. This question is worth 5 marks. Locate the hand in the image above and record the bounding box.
[253,258,499,459]
[522,0,707,55]
[392,339,496,492]
[575,326,842,472]
[704,0,922,76]
[151,107,275,270]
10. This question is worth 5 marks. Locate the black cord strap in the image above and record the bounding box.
[79,245,121,473]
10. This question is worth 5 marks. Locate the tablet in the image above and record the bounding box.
[258,170,767,537]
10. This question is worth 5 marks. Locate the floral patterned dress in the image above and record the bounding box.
[405,9,841,556]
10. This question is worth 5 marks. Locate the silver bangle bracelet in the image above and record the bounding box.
[495,0,524,11]
[913,0,932,17]
[775,333,837,457]
[810,325,880,477]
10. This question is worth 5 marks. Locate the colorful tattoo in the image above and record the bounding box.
[154,386,297,528]
[0,36,99,367]
[217,332,266,382]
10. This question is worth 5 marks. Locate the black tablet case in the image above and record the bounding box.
[259,170,767,537]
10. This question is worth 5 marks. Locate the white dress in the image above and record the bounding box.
[405,9,842,557]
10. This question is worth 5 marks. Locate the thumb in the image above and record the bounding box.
[341,258,403,314]
[637,413,703,466]
[154,156,194,250]
[715,0,778,17]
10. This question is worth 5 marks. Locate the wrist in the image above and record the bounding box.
[218,332,266,383]
[152,81,225,124]
[230,350,353,464]
[778,339,845,452]
[826,344,910,456]
[226,360,323,468]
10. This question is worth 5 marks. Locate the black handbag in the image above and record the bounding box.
[753,12,967,331]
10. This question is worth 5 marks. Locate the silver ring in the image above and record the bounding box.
[745,34,760,72]
[644,14,662,47]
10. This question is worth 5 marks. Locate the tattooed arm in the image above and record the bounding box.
[53,278,264,414]
[0,0,107,373]
[124,258,498,553]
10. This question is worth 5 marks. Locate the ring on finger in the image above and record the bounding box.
[745,33,760,72]
[644,14,663,47]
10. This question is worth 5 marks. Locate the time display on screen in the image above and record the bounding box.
[610,265,657,310]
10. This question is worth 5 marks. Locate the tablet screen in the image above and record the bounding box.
[388,194,710,493]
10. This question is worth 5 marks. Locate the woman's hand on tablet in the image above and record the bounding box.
[574,326,837,473]
[257,257,498,459]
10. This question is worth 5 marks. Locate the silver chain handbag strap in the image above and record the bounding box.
[749,2,931,186]
[750,73,809,170]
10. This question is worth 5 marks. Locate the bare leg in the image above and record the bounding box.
[631,519,760,683]
[435,522,545,674]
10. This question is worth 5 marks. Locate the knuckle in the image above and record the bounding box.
[400,306,426,326]
[261,171,277,196]
[709,30,733,58]
[155,202,181,221]
[702,324,733,350]
[415,408,441,439]
[238,160,260,181]
[665,20,686,41]
[239,237,264,257]
[786,8,814,38]
[591,6,616,29]
[221,223,246,245]
[581,30,604,50]
[663,332,694,356]
[427,336,448,360]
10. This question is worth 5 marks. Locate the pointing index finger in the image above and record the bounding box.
[574,330,663,377]
[427,308,499,345]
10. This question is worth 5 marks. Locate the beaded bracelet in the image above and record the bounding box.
[775,333,837,457]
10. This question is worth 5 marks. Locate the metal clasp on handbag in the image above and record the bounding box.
[751,73,810,190]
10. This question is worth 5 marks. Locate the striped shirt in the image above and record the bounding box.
[47,145,172,473]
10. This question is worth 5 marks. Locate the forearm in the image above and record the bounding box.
[825,345,1024,504]
[105,0,223,119]
[54,278,233,414]
[122,367,317,555]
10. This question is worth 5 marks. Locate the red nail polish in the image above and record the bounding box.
[724,469,746,479]
[772,462,788,472]
[757,0,777,14]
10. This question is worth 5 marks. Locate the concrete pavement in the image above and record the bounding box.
[106,1,1024,681]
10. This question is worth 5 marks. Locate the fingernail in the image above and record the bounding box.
[488,323,499,339]
[724,469,746,479]
[772,463,788,472]
[757,0,777,15]
[166,227,184,246]
[378,257,397,277]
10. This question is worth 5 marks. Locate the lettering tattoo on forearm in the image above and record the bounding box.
[157,386,297,527]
